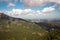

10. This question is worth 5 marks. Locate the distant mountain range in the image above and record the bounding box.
[0,13,50,40]
[0,13,60,23]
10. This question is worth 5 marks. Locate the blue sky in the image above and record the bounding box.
[0,1,57,10]
[0,0,57,10]
[0,0,60,20]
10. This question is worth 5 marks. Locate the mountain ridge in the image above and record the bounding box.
[0,13,50,40]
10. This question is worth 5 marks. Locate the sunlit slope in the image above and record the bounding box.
[0,13,60,40]
[0,13,49,40]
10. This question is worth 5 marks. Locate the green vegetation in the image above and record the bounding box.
[0,14,49,40]
[0,13,60,40]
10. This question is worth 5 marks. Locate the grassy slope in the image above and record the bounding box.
[0,13,60,40]
[0,17,49,40]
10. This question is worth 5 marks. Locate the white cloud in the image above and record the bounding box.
[4,8,56,19]
[5,9,33,16]
[4,8,58,20]
[24,9,32,12]
[8,3,15,7]
[22,0,49,7]
[50,0,60,4]
[4,9,44,17]
[22,0,60,7]
[12,9,23,14]
[0,10,4,13]
[37,11,42,14]
[42,7,55,12]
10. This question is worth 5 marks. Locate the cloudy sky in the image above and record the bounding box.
[0,0,60,20]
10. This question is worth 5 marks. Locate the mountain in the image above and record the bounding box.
[0,13,50,40]
[0,13,60,40]
[50,20,60,23]
[0,13,29,22]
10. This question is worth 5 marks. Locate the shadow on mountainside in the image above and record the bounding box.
[0,13,60,31]
[35,22,60,31]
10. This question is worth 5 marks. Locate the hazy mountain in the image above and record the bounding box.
[0,13,50,40]
[0,13,60,40]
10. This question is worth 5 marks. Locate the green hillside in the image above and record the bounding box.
[0,13,60,40]
[0,13,50,40]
